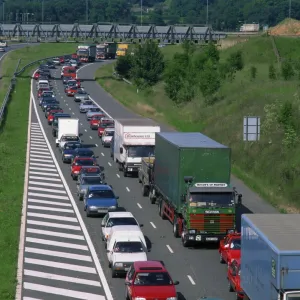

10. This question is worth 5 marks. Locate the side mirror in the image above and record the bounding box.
[101,224,105,227]
[125,282,131,286]
[96,156,99,158]
[116,196,119,199]
[76,182,79,185]
[106,250,110,253]
[173,281,179,285]
[120,147,123,154]
[238,194,242,205]
[140,224,144,227]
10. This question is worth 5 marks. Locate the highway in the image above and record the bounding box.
[30,61,278,300]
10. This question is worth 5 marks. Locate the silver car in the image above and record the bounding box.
[86,107,103,120]
[101,128,115,147]
[76,174,105,200]
[79,100,95,113]
[74,89,89,102]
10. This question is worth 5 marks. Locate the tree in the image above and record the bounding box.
[269,64,276,80]
[227,50,244,71]
[130,40,164,88]
[115,54,133,78]
[250,66,257,79]
[281,60,294,80]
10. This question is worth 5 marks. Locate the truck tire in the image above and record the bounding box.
[181,234,190,248]
[118,162,122,171]
[149,189,156,204]
[142,184,149,197]
[173,218,180,238]
[158,202,166,219]
[123,168,127,177]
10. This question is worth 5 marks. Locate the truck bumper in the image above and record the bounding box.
[185,233,226,243]
[125,165,140,173]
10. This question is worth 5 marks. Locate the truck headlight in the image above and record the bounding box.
[114,262,123,267]
[189,230,196,234]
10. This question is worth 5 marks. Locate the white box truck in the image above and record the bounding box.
[113,118,160,177]
[56,118,79,146]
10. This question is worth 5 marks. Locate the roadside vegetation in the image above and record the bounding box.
[96,35,300,212]
[0,43,77,299]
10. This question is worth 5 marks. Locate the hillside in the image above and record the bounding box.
[96,36,300,213]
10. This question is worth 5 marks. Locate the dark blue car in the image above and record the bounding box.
[83,185,119,217]
[61,141,82,163]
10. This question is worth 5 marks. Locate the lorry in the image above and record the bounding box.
[116,43,129,56]
[113,118,160,177]
[239,24,259,32]
[241,214,300,300]
[96,42,117,60]
[139,132,242,247]
[55,118,79,146]
[77,45,96,62]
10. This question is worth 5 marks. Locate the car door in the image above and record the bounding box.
[101,214,109,237]
[223,237,231,261]
[76,177,82,193]
[125,266,135,299]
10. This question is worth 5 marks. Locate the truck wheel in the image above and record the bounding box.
[149,189,156,204]
[158,202,166,219]
[173,218,180,238]
[228,280,233,292]
[111,270,116,278]
[123,169,127,177]
[181,234,190,248]
[219,253,225,264]
[142,185,149,197]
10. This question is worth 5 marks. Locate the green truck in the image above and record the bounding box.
[96,42,117,59]
[139,132,242,247]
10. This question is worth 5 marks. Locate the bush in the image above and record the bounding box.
[115,54,133,78]
[281,60,294,80]
[269,64,276,80]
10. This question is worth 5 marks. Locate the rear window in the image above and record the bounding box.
[75,159,94,166]
[134,272,172,286]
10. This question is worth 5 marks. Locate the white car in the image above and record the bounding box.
[0,41,7,47]
[101,128,115,147]
[52,57,60,65]
[0,47,5,52]
[101,211,143,242]
[58,134,81,150]
[70,59,78,68]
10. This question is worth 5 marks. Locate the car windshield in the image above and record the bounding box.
[89,108,101,112]
[43,92,53,97]
[287,294,300,300]
[114,241,144,253]
[78,90,87,95]
[88,190,115,198]
[83,101,93,105]
[92,116,103,120]
[105,131,114,137]
[62,136,79,141]
[48,106,60,111]
[101,123,114,128]
[77,151,93,156]
[134,272,173,286]
[75,159,94,166]
[107,217,138,227]
[229,239,241,250]
[82,177,102,184]
[65,143,81,149]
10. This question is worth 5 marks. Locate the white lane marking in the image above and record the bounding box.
[28,199,71,207]
[80,123,83,126]
[72,112,75,115]
[24,259,95,273]
[28,192,69,200]
[116,174,120,178]
[137,203,142,209]
[30,134,43,138]
[69,108,71,110]
[95,144,98,147]
[30,141,47,145]
[150,222,157,229]
[101,152,104,156]
[25,247,92,262]
[90,136,93,139]
[27,212,77,223]
[29,176,61,182]
[26,228,83,240]
[27,219,80,230]
[28,171,59,177]
[30,158,53,163]
[126,187,130,192]
[23,297,42,300]
[31,137,44,141]
[166,245,174,254]
[28,181,63,188]
[24,270,101,287]
[27,205,74,213]
[28,186,66,194]
[30,148,49,152]
[66,103,68,106]
[84,129,87,132]
[29,166,58,172]
[30,162,56,168]
[187,275,196,285]
[108,162,112,166]
[23,282,105,300]
[26,236,87,251]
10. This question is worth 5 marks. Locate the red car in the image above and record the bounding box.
[125,261,179,299]
[66,86,78,96]
[38,88,50,98]
[71,53,78,59]
[47,109,63,125]
[62,67,76,79]
[59,56,65,64]
[97,119,114,136]
[89,115,105,130]
[76,79,81,88]
[227,258,244,299]
[71,157,97,180]
[33,71,40,80]
[219,232,241,265]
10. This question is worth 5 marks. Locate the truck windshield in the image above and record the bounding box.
[78,50,88,56]
[127,146,155,158]
[287,294,300,300]
[189,192,234,207]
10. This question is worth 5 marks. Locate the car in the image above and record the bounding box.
[58,134,81,150]
[44,104,61,117]
[61,141,82,163]
[83,185,119,217]
[90,115,106,130]
[86,108,103,120]
[70,59,78,68]
[46,60,56,69]
[47,109,63,125]
[41,98,59,111]
[71,157,97,180]
[0,47,5,52]
[77,166,103,180]
[76,174,105,200]
[227,258,244,299]
[97,118,114,137]
[125,261,179,300]
[79,100,95,113]
[52,57,61,65]
[62,76,73,84]
[40,90,55,99]
[38,87,51,99]
[101,211,142,242]
[33,71,40,80]
[59,56,65,64]
[64,79,77,89]
[0,40,7,47]
[101,128,115,147]
[74,89,89,102]
[72,148,96,160]
[65,86,78,96]
[219,232,241,265]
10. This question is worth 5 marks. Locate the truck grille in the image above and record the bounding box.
[189,214,235,233]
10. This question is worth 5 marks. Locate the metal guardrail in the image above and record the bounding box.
[0,54,72,126]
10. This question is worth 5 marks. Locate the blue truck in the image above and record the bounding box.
[241,214,300,300]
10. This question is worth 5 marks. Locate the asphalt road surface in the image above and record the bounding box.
[30,61,278,300]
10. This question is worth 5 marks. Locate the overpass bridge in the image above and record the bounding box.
[0,23,226,43]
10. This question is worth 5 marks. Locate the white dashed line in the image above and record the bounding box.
[137,203,142,209]
[84,129,87,132]
[108,162,112,167]
[89,136,93,139]
[66,103,68,106]
[187,275,196,285]
[116,174,120,178]
[166,245,174,253]
[101,153,104,156]
[126,187,130,192]
[72,112,75,115]
[150,222,156,229]
[80,123,83,126]
[69,108,71,110]
[95,144,98,147]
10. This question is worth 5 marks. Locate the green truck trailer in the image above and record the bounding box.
[139,132,242,247]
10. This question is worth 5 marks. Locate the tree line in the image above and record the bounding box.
[4,0,299,29]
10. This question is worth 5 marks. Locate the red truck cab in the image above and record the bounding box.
[47,109,63,125]
[227,258,244,299]
[97,119,114,136]
[71,53,78,59]
[62,67,76,79]
[125,261,179,300]
[71,157,96,180]
[219,232,241,265]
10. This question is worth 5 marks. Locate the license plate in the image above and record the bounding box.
[196,235,201,241]
[98,209,106,213]
[206,237,218,241]
[124,268,129,271]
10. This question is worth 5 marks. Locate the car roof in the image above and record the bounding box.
[76,148,93,151]
[62,133,78,136]
[38,80,49,83]
[54,113,70,117]
[134,260,166,271]
[74,156,93,160]
[108,211,134,218]
[111,225,141,233]
[88,185,112,191]
[104,128,115,132]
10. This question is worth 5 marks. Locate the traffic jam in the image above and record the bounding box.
[34,47,245,300]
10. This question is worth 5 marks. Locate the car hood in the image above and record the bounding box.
[113,252,147,263]
[132,285,177,298]
[86,198,117,207]
[227,250,241,260]
[63,149,76,155]
[103,136,113,141]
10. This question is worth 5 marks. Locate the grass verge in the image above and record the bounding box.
[0,43,80,298]
[95,36,300,212]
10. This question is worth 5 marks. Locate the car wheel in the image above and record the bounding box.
[86,211,90,217]
[220,253,225,264]
[111,269,116,278]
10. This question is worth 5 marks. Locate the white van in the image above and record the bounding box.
[37,79,50,90]
[106,229,148,277]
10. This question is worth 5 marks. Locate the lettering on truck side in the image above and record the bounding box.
[124,133,154,139]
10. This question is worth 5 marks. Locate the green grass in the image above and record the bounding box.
[95,36,300,212]
[0,43,80,298]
